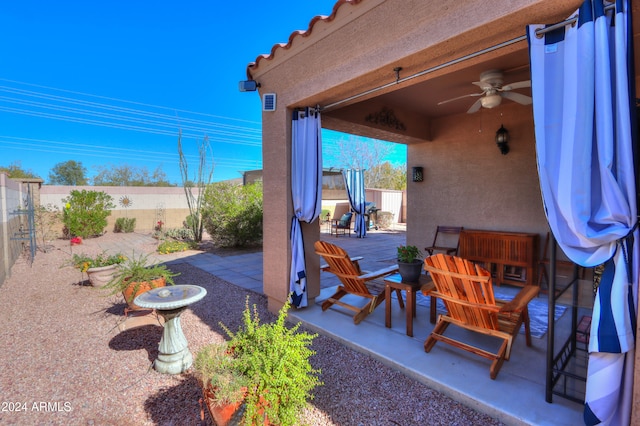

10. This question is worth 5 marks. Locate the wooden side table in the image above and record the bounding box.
[384,273,434,337]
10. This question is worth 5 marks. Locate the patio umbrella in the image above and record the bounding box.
[343,169,367,238]
[527,1,638,424]
[289,108,322,308]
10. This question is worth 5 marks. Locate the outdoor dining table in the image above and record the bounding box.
[134,284,207,374]
[384,273,435,337]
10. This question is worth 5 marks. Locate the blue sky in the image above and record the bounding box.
[0,1,406,184]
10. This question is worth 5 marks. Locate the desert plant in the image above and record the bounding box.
[194,297,321,426]
[103,253,179,302]
[397,245,422,263]
[178,132,214,242]
[62,190,115,238]
[114,217,136,233]
[202,182,263,247]
[68,251,126,272]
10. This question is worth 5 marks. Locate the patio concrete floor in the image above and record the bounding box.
[104,224,588,426]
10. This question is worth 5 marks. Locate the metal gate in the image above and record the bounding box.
[10,184,36,265]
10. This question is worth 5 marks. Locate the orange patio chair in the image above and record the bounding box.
[315,240,402,324]
[423,253,539,379]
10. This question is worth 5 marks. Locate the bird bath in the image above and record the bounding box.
[134,284,207,374]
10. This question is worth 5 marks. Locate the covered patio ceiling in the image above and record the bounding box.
[324,41,531,119]
[308,1,640,144]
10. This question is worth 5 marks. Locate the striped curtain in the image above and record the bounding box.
[343,169,367,238]
[289,108,322,308]
[528,1,637,424]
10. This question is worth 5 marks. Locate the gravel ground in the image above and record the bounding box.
[0,234,504,425]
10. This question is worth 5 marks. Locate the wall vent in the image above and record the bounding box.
[262,93,276,111]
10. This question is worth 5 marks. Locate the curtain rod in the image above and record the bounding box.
[534,3,615,38]
[319,3,616,112]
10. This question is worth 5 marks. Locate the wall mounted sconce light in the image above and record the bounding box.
[412,166,424,182]
[495,125,510,155]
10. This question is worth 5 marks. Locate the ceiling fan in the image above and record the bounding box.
[438,70,532,113]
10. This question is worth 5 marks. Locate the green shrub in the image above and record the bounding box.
[114,217,136,233]
[202,182,263,247]
[164,227,195,241]
[183,214,197,232]
[62,190,115,238]
[157,240,196,254]
[194,297,321,426]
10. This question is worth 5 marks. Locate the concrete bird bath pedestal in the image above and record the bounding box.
[134,284,207,374]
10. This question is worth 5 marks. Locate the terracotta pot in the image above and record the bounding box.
[122,277,166,310]
[398,260,423,283]
[201,384,270,426]
[86,264,119,288]
[202,385,246,426]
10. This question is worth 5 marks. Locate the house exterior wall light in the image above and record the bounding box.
[495,125,510,155]
[412,166,424,182]
[238,80,260,92]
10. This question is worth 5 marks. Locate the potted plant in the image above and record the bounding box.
[69,251,127,287]
[194,297,322,426]
[397,245,423,283]
[103,253,179,310]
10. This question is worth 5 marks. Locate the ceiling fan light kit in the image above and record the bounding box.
[480,93,502,109]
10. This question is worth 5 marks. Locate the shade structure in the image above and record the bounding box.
[528,1,638,424]
[343,169,367,238]
[289,108,322,308]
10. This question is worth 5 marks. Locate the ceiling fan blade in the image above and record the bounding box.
[437,92,483,106]
[501,80,531,91]
[501,91,532,105]
[467,98,483,114]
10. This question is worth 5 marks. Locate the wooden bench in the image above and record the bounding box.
[458,229,539,287]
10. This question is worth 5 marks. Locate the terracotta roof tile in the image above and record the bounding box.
[246,0,363,78]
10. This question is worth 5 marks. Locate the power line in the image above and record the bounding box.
[0,78,262,125]
[0,78,399,180]
[0,105,262,146]
[0,79,264,152]
[0,87,262,137]
[0,136,262,169]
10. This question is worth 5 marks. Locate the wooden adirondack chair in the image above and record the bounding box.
[423,253,539,379]
[315,240,402,324]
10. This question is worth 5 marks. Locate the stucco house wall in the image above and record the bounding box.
[407,104,547,250]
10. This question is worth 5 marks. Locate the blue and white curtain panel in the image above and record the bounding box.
[528,1,638,424]
[290,108,322,308]
[343,169,367,238]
